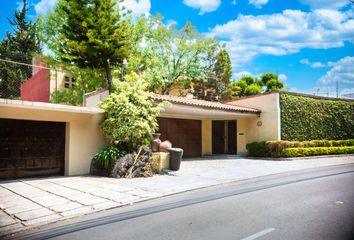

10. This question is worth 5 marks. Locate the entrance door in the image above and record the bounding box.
[227,121,237,154]
[212,120,237,154]
[212,121,225,154]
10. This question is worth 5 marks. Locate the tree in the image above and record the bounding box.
[259,72,284,92]
[57,0,131,93]
[0,0,41,98]
[99,73,168,152]
[244,84,262,96]
[266,79,284,91]
[130,15,219,95]
[223,72,284,99]
[222,82,242,100]
[198,48,232,101]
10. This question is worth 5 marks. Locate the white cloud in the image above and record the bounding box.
[35,0,57,15]
[249,0,269,9]
[320,56,354,85]
[120,0,151,17]
[278,74,287,81]
[16,1,24,11]
[233,71,252,80]
[300,58,334,68]
[232,0,237,5]
[340,88,354,98]
[166,20,178,29]
[300,0,349,10]
[34,0,151,18]
[183,0,221,15]
[208,9,354,68]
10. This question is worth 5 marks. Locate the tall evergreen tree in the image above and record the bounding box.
[212,49,232,100]
[0,0,41,98]
[58,0,131,93]
[194,48,232,101]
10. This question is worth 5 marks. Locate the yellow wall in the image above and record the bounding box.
[0,104,106,176]
[49,69,72,94]
[227,93,280,145]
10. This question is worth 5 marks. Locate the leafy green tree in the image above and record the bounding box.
[0,0,41,98]
[259,72,277,85]
[266,79,284,91]
[56,0,131,93]
[130,15,219,95]
[100,73,168,152]
[244,84,262,96]
[223,72,284,99]
[259,72,284,92]
[241,75,255,85]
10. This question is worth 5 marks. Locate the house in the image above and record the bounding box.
[0,91,282,179]
[20,57,74,103]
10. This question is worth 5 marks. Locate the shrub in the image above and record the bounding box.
[282,146,354,157]
[280,93,354,141]
[100,74,169,152]
[246,141,267,157]
[50,88,84,106]
[95,146,126,170]
[247,139,354,157]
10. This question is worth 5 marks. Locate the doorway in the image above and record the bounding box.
[212,120,237,155]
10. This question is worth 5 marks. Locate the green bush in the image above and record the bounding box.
[283,146,354,157]
[280,93,354,141]
[246,141,267,157]
[95,146,126,170]
[247,139,354,157]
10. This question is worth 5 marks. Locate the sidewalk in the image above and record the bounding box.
[1,155,354,237]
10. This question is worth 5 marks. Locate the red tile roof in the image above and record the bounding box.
[152,94,261,114]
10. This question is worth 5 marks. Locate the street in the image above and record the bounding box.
[13,165,354,240]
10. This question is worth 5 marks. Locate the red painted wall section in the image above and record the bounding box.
[20,69,50,102]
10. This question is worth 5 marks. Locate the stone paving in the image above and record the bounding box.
[1,155,354,237]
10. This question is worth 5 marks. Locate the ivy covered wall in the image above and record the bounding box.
[280,92,354,141]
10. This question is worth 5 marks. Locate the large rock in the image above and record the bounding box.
[110,146,156,178]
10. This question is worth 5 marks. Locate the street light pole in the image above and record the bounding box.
[121,58,128,81]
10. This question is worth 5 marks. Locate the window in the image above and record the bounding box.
[64,76,75,88]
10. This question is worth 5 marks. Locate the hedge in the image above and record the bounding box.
[283,146,354,157]
[246,139,354,157]
[280,93,354,141]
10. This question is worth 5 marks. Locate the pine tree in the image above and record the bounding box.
[213,49,232,100]
[198,49,232,101]
[0,0,41,98]
[58,0,131,93]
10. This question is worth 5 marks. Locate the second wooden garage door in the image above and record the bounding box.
[157,118,201,157]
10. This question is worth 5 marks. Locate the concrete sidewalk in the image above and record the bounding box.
[1,155,354,237]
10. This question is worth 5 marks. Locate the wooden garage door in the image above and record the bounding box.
[0,119,65,179]
[157,118,201,157]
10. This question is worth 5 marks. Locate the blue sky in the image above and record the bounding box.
[1,0,353,97]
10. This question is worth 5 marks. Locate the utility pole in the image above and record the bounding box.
[336,81,339,98]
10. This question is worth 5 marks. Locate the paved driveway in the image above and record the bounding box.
[1,155,354,237]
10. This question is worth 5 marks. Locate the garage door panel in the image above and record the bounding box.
[157,118,201,157]
[0,119,65,180]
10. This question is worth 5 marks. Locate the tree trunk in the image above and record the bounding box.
[104,63,113,94]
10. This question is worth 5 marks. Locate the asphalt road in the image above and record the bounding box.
[14,165,354,240]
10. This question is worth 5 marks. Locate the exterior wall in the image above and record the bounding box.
[84,90,109,107]
[0,104,106,176]
[226,92,281,145]
[49,69,72,95]
[20,69,50,102]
